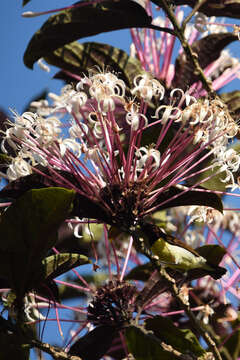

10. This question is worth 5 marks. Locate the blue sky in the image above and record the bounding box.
[0,1,132,115]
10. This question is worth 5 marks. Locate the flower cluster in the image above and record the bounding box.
[1,71,239,231]
[130,3,240,94]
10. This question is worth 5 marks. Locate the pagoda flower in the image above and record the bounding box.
[130,1,240,93]
[1,70,240,227]
[1,71,240,357]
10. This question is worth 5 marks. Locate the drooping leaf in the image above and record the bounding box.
[145,316,206,357]
[0,187,75,300]
[0,172,113,224]
[196,244,226,267]
[41,253,90,281]
[223,318,240,360]
[125,262,154,282]
[172,33,238,90]
[125,325,176,360]
[69,325,117,360]
[221,90,240,124]
[189,164,228,192]
[172,0,240,19]
[153,185,223,213]
[45,41,145,88]
[0,170,76,199]
[73,192,112,225]
[24,0,152,69]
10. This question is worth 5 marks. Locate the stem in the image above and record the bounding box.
[182,0,208,31]
[30,339,82,360]
[158,0,217,97]
[160,268,222,360]
[133,234,223,360]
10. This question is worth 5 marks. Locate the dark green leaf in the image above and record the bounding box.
[125,325,176,360]
[125,262,154,281]
[0,170,80,199]
[24,0,152,69]
[69,325,117,360]
[73,192,112,225]
[196,244,226,267]
[190,164,228,192]
[0,332,30,360]
[145,316,206,357]
[45,41,145,88]
[223,319,240,360]
[153,185,223,213]
[36,279,60,302]
[42,253,90,281]
[172,33,238,90]
[0,187,75,299]
[172,0,240,18]
[23,0,31,5]
[0,173,112,224]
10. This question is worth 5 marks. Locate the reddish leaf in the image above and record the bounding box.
[24,0,152,69]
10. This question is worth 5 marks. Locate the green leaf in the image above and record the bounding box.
[0,173,113,224]
[153,185,223,213]
[223,319,240,360]
[145,316,206,357]
[41,253,90,281]
[125,262,154,281]
[0,170,80,200]
[172,33,238,90]
[0,187,75,300]
[0,153,12,166]
[196,244,226,267]
[24,0,152,69]
[69,325,117,360]
[172,0,240,19]
[125,325,176,360]
[45,41,145,88]
[0,331,30,360]
[190,164,228,192]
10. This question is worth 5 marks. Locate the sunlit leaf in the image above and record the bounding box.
[42,253,90,281]
[24,0,152,68]
[172,33,238,90]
